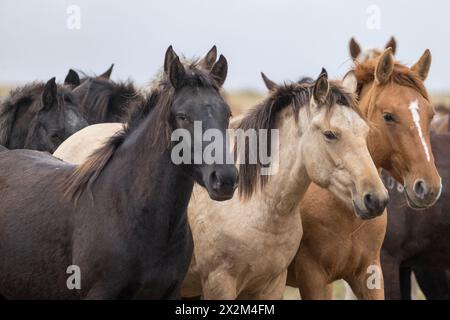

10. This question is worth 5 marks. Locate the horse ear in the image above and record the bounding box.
[411,49,432,81]
[99,64,114,79]
[200,45,217,70]
[64,69,81,87]
[313,68,329,104]
[349,38,361,60]
[342,71,357,94]
[164,45,179,74]
[375,48,394,85]
[210,54,228,87]
[385,36,397,56]
[261,72,277,91]
[41,77,57,111]
[169,56,186,89]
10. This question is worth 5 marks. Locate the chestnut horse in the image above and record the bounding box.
[287,48,442,299]
[0,46,238,299]
[180,70,388,300]
[349,36,397,63]
[402,114,450,301]
[381,121,450,300]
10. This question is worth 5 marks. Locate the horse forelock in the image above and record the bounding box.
[236,79,359,200]
[63,60,219,203]
[354,60,429,101]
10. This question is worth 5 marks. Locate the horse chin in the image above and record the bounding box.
[404,190,431,210]
[206,189,234,202]
[352,200,376,220]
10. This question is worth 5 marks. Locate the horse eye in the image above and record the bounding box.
[51,133,61,142]
[383,113,396,123]
[176,113,188,121]
[323,130,337,141]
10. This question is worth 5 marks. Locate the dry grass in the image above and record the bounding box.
[1,83,448,114]
[224,90,264,116]
[0,85,13,98]
[224,89,450,115]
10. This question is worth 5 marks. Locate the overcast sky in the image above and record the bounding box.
[1,0,449,92]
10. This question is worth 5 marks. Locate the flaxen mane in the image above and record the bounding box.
[64,61,220,202]
[0,82,76,147]
[354,60,429,100]
[237,78,358,199]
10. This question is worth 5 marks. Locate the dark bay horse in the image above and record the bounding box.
[71,76,142,124]
[64,64,142,124]
[0,78,88,152]
[64,64,115,88]
[381,127,450,299]
[0,46,238,299]
[65,47,218,124]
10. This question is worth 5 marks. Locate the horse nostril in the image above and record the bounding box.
[210,169,239,191]
[210,171,221,190]
[413,179,427,199]
[364,193,380,212]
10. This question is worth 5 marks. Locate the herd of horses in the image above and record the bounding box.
[0,37,449,300]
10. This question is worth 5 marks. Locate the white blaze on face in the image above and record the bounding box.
[409,100,431,162]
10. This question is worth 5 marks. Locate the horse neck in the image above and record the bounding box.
[99,112,194,223]
[358,83,385,168]
[258,107,311,216]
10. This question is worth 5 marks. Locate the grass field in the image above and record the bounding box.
[1,84,449,114]
[224,90,450,116]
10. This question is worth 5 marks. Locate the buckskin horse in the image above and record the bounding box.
[0,46,238,299]
[181,69,388,300]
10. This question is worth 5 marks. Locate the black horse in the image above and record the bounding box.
[410,268,450,300]
[64,64,115,88]
[0,46,238,299]
[381,125,450,299]
[64,47,219,124]
[63,64,142,124]
[0,77,88,152]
